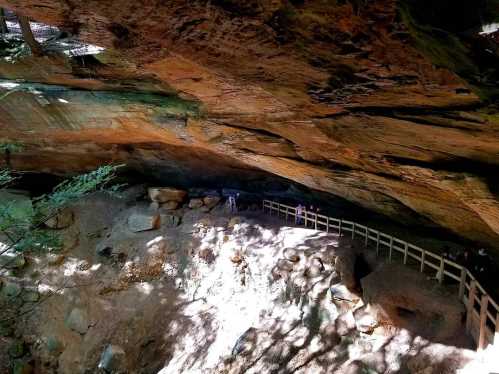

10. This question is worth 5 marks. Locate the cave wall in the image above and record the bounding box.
[0,0,499,249]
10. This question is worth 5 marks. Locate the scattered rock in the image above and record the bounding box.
[283,248,300,262]
[160,213,181,227]
[306,257,325,277]
[45,208,74,229]
[0,252,26,269]
[127,212,160,232]
[98,344,126,373]
[148,187,186,203]
[230,252,244,264]
[65,308,89,335]
[8,340,25,358]
[188,198,204,209]
[353,307,378,333]
[46,336,64,356]
[12,359,33,374]
[336,311,356,336]
[1,281,22,299]
[160,201,179,211]
[203,196,221,209]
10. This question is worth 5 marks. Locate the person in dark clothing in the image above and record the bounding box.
[475,248,490,275]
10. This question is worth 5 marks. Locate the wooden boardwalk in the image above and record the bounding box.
[263,200,499,351]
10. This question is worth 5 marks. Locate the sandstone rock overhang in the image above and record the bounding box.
[0,0,498,250]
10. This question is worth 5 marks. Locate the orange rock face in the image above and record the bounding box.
[0,0,498,248]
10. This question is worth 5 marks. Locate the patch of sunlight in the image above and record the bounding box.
[480,23,499,35]
[57,98,69,103]
[0,81,20,89]
[457,343,499,373]
[135,282,154,295]
[38,283,57,293]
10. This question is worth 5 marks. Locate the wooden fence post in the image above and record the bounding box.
[364,228,368,246]
[437,258,445,284]
[285,206,288,222]
[352,223,355,239]
[339,220,342,236]
[388,236,393,262]
[326,217,329,233]
[458,268,466,301]
[420,250,426,273]
[478,295,489,350]
[495,313,499,346]
[403,242,408,264]
[315,214,318,230]
[466,280,477,333]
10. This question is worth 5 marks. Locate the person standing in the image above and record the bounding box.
[296,204,303,225]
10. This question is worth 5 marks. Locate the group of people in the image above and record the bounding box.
[295,203,321,225]
[443,245,492,277]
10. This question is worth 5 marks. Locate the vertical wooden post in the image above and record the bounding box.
[478,295,489,350]
[420,250,426,273]
[364,228,368,246]
[352,223,355,239]
[495,313,499,345]
[285,206,288,222]
[403,242,408,264]
[314,214,318,230]
[437,257,445,284]
[375,231,380,257]
[466,280,477,333]
[388,236,393,262]
[338,220,342,236]
[326,216,329,233]
[458,268,466,301]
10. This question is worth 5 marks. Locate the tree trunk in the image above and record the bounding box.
[18,15,43,55]
[0,8,8,34]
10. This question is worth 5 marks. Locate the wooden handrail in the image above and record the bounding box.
[262,199,497,350]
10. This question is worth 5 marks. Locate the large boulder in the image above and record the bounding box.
[203,195,221,209]
[65,308,90,335]
[127,212,160,232]
[335,245,378,292]
[188,198,204,209]
[361,263,465,341]
[98,345,126,373]
[148,187,186,203]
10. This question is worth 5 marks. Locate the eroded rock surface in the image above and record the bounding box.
[0,1,498,251]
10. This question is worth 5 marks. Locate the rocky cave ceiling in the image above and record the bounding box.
[0,0,498,248]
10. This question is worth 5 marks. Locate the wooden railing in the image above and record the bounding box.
[263,200,499,350]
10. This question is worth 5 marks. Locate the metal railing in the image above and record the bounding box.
[263,200,499,350]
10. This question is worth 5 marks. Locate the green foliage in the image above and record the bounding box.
[0,170,14,187]
[0,142,24,154]
[0,165,122,254]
